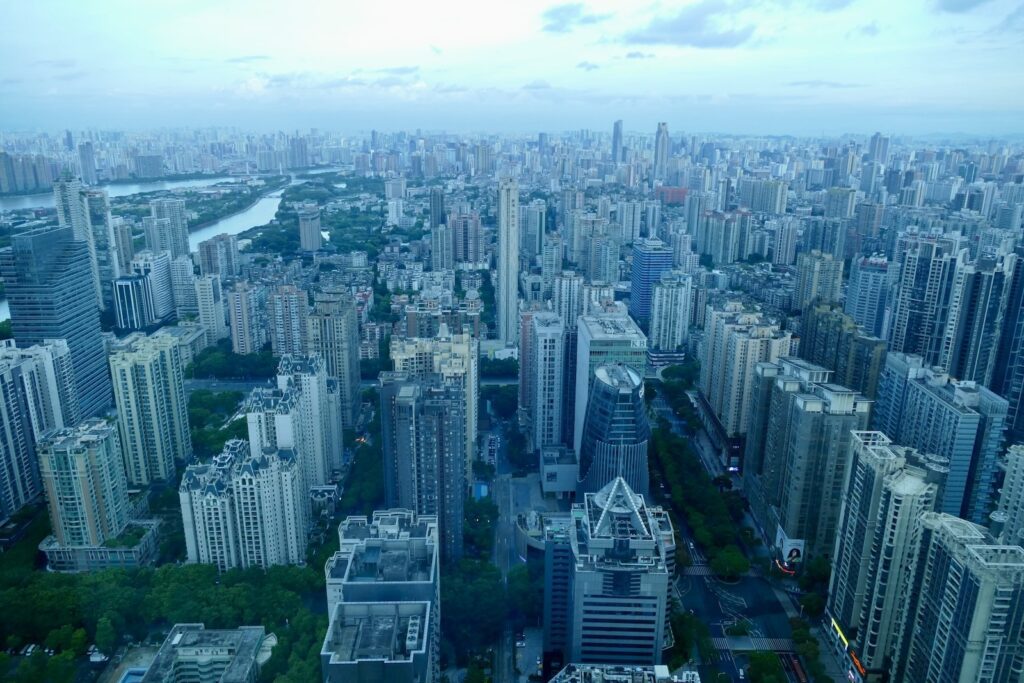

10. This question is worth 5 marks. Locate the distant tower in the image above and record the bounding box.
[577,364,650,497]
[429,186,446,228]
[77,142,97,186]
[653,122,669,181]
[306,286,362,429]
[845,254,890,337]
[795,249,844,309]
[497,179,520,345]
[298,206,323,252]
[194,275,228,341]
[611,119,623,163]
[149,198,190,258]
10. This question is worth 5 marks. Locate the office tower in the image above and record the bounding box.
[391,329,479,479]
[771,218,799,265]
[993,445,1024,544]
[379,373,465,561]
[131,249,175,321]
[306,286,362,428]
[114,275,156,330]
[0,340,76,521]
[169,256,198,319]
[275,354,330,489]
[0,226,111,418]
[567,477,673,665]
[228,281,267,355]
[542,516,574,659]
[524,314,565,450]
[194,275,229,341]
[524,199,547,259]
[737,178,787,214]
[428,186,446,228]
[112,217,135,273]
[144,624,271,683]
[700,302,795,443]
[799,301,887,398]
[573,314,647,455]
[873,353,1008,523]
[745,359,871,557]
[450,212,483,264]
[321,510,440,683]
[795,249,843,309]
[497,179,520,345]
[844,254,890,337]
[553,271,583,327]
[149,198,190,258]
[887,234,961,364]
[53,175,103,304]
[940,250,1016,385]
[38,419,130,548]
[197,233,240,279]
[77,142,97,185]
[889,513,1024,683]
[649,271,692,352]
[179,440,305,570]
[83,190,120,310]
[628,238,673,327]
[826,432,940,679]
[653,122,669,181]
[611,119,623,163]
[992,245,1024,442]
[430,222,454,271]
[823,187,857,219]
[110,334,191,485]
[576,364,650,497]
[867,132,890,164]
[618,201,643,243]
[298,205,323,252]
[267,285,308,356]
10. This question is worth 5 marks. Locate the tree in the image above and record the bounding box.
[709,545,750,580]
[747,651,786,683]
[464,665,488,683]
[799,592,825,618]
[95,615,117,654]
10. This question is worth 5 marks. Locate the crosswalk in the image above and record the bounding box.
[710,636,795,652]
[683,565,715,576]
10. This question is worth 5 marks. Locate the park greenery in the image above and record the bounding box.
[747,651,787,683]
[338,390,384,516]
[188,390,247,459]
[659,359,703,433]
[480,357,518,378]
[789,618,832,683]
[186,339,278,380]
[482,385,518,421]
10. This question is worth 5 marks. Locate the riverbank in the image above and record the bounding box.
[186,176,290,233]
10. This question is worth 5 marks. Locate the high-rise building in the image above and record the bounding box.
[649,271,693,352]
[321,509,440,683]
[873,353,1008,523]
[744,358,871,557]
[430,222,454,272]
[114,275,156,330]
[566,477,673,665]
[391,329,479,481]
[523,314,565,451]
[992,445,1024,545]
[169,256,198,319]
[497,179,520,345]
[524,199,547,259]
[553,271,584,328]
[228,281,267,355]
[799,301,887,398]
[992,245,1024,443]
[379,372,465,562]
[149,198,190,259]
[574,314,647,455]
[274,354,331,490]
[867,132,890,164]
[826,432,941,680]
[450,212,483,265]
[306,286,362,429]
[611,119,623,163]
[197,233,239,280]
[618,201,643,244]
[267,284,308,357]
[83,189,120,310]
[179,440,306,570]
[77,142,97,186]
[653,122,669,182]
[628,238,674,327]
[844,254,890,338]
[771,218,799,266]
[0,340,77,521]
[823,187,857,219]
[53,175,103,306]
[795,249,843,309]
[298,206,323,252]
[194,275,228,341]
[38,419,130,548]
[0,226,112,418]
[577,364,650,497]
[131,249,175,321]
[110,334,192,485]
[429,186,446,228]
[737,178,787,214]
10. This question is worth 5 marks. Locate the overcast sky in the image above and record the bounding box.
[1,0,1021,136]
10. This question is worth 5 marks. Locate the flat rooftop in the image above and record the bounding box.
[141,624,268,683]
[550,664,688,683]
[323,602,429,664]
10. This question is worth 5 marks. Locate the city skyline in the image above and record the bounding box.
[1,0,1022,135]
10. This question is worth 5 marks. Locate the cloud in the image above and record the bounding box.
[541,3,610,33]
[787,79,862,88]
[857,21,880,36]
[577,61,600,71]
[34,58,76,69]
[375,66,419,75]
[53,70,89,82]
[625,51,654,59]
[934,0,995,11]
[622,1,756,48]
[807,0,855,10]
[523,80,553,90]
[225,55,270,63]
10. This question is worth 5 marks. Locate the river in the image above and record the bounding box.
[0,177,234,212]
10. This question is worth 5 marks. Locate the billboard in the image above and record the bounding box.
[775,525,806,565]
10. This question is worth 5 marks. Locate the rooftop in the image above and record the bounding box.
[141,623,271,683]
[323,602,429,664]
[549,664,694,683]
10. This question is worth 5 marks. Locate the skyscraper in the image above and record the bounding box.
[430,222,454,271]
[77,142,97,185]
[524,199,547,259]
[524,314,565,451]
[429,186,446,228]
[0,226,112,418]
[131,249,175,321]
[795,249,843,309]
[649,271,693,352]
[38,419,130,548]
[110,334,192,485]
[169,256,198,319]
[267,285,308,357]
[298,206,323,252]
[799,301,887,398]
[653,122,669,181]
[497,179,520,345]
[379,373,466,562]
[628,237,673,328]
[274,354,331,490]
[844,254,890,338]
[991,245,1024,442]
[53,175,103,304]
[83,189,120,310]
[450,212,483,265]
[306,286,362,429]
[611,119,623,163]
[194,275,229,341]
[149,198,190,259]
[197,233,239,280]
[228,281,267,355]
[577,364,650,497]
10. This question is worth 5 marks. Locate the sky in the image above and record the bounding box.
[0,0,1022,136]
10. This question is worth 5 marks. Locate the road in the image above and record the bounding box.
[184,378,272,395]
